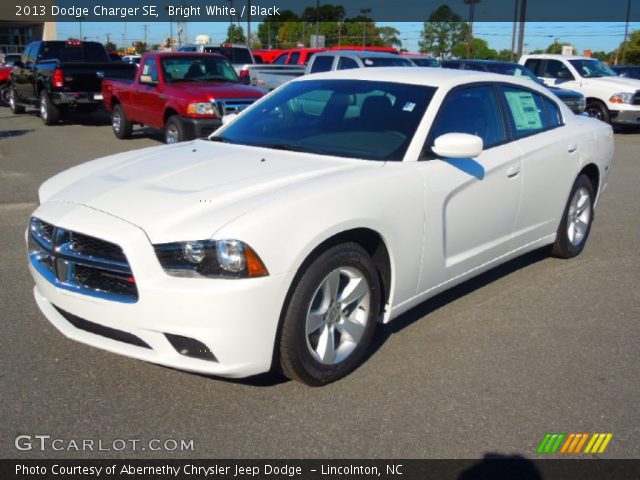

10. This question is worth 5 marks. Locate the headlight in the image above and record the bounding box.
[187,102,219,116]
[609,92,634,104]
[154,240,268,278]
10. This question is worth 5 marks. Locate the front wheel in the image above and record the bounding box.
[551,174,595,259]
[0,84,10,106]
[585,100,610,124]
[9,87,25,114]
[278,243,380,386]
[111,104,132,139]
[39,90,60,125]
[164,115,187,144]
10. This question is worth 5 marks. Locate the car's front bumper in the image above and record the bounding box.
[180,116,222,139]
[609,107,640,125]
[27,202,294,378]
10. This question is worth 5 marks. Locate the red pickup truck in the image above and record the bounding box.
[102,52,265,143]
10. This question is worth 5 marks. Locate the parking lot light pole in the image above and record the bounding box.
[464,0,480,58]
[360,8,371,47]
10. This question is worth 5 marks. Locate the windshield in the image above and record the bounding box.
[216,79,436,161]
[569,59,616,78]
[362,57,414,67]
[410,58,439,67]
[161,56,239,83]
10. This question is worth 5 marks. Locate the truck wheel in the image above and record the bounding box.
[164,115,186,144]
[9,87,25,114]
[278,242,380,386]
[585,100,610,124]
[111,104,132,139]
[39,90,60,125]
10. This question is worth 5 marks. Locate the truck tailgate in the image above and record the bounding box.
[61,62,136,92]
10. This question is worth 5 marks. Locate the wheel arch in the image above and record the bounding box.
[163,107,180,126]
[579,163,600,202]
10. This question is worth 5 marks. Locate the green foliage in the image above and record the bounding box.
[622,29,640,64]
[545,41,574,55]
[495,49,514,61]
[419,5,469,57]
[104,41,117,52]
[132,41,148,54]
[451,38,496,60]
[225,24,246,44]
[256,10,299,48]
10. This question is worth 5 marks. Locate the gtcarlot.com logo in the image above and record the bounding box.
[537,433,613,455]
[15,434,194,452]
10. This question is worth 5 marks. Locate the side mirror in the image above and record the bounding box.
[432,133,483,158]
[221,112,238,125]
[139,74,158,85]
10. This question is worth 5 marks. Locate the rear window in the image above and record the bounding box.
[38,42,108,63]
[362,57,414,67]
[310,56,334,73]
[204,47,253,64]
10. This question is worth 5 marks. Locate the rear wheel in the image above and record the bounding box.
[0,84,10,106]
[111,104,132,139]
[585,100,610,124]
[278,243,380,386]
[551,174,595,259]
[9,87,25,114]
[39,90,60,125]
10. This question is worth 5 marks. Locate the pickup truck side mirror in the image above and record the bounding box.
[139,74,158,86]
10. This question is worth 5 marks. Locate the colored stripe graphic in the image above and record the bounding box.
[540,433,614,454]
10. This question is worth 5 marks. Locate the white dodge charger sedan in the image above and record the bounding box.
[27,68,614,385]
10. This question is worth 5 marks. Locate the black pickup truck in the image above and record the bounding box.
[9,40,136,125]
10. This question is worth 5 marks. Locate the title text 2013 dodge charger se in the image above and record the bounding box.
[27,68,614,385]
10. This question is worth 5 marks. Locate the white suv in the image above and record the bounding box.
[520,54,640,125]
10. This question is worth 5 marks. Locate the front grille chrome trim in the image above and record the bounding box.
[28,217,138,303]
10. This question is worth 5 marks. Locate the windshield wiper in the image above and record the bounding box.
[251,143,311,153]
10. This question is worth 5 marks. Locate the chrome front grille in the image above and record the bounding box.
[215,98,256,116]
[28,217,138,303]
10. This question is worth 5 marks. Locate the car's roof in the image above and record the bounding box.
[297,66,551,93]
[522,54,593,61]
[144,51,225,59]
[314,50,402,58]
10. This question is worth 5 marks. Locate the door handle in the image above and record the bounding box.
[506,166,520,178]
[568,144,578,154]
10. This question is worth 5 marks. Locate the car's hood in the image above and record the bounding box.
[40,140,369,242]
[583,75,640,91]
[164,81,264,99]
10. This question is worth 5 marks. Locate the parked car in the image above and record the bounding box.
[305,50,415,74]
[270,48,325,66]
[8,40,136,124]
[0,66,13,105]
[611,65,640,80]
[102,52,264,143]
[238,63,306,91]
[177,43,255,74]
[1,53,22,66]
[27,68,613,385]
[251,49,284,64]
[441,59,586,114]
[401,53,440,67]
[520,54,640,124]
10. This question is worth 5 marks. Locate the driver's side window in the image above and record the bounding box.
[141,59,158,82]
[543,60,574,80]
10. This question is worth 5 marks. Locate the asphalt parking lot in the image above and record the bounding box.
[0,107,638,460]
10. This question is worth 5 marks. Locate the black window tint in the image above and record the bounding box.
[541,96,562,127]
[501,86,546,137]
[310,56,334,73]
[272,53,287,64]
[543,60,574,80]
[524,59,542,75]
[337,56,358,70]
[430,86,506,149]
[289,52,300,64]
[464,63,487,72]
[440,60,461,69]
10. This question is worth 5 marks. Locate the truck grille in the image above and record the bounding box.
[633,92,640,106]
[28,217,138,303]
[215,98,256,116]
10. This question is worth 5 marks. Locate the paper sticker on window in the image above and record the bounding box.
[403,102,416,112]
[505,91,543,131]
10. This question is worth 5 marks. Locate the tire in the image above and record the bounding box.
[111,104,132,139]
[9,87,25,114]
[551,174,595,259]
[0,85,9,107]
[39,90,60,125]
[164,115,187,144]
[278,242,381,386]
[585,100,610,124]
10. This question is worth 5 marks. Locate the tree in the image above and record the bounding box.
[452,38,496,59]
[621,29,640,64]
[133,41,148,54]
[104,41,117,52]
[377,26,402,48]
[256,10,298,48]
[419,5,469,57]
[545,41,574,55]
[225,24,246,44]
[495,49,514,61]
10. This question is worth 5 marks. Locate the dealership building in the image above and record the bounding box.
[0,21,57,54]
